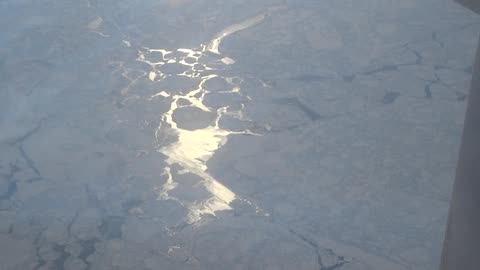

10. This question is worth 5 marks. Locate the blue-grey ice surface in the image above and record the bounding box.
[0,0,479,269]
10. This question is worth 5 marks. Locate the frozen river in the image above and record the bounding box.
[0,0,479,269]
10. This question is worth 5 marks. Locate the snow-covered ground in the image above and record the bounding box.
[0,0,478,269]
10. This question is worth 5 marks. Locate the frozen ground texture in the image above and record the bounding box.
[0,0,479,269]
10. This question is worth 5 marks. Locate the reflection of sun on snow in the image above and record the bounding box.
[163,127,228,171]
[131,9,276,225]
[158,87,253,223]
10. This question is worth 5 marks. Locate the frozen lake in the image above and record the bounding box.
[0,0,479,269]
